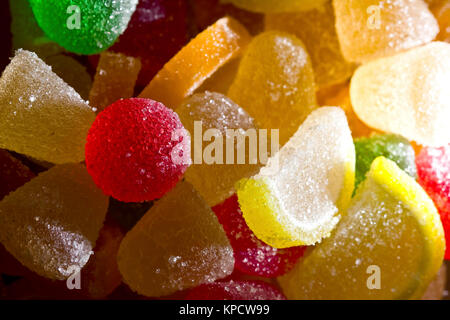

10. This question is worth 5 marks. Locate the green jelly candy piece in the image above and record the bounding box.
[354,134,417,191]
[29,0,138,55]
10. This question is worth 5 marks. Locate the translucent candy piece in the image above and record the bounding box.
[228,31,317,145]
[0,164,109,280]
[29,0,138,55]
[177,91,259,206]
[416,144,450,259]
[431,0,450,42]
[350,42,450,146]
[196,58,241,95]
[222,0,328,13]
[333,0,439,63]
[89,52,141,112]
[185,279,286,300]
[111,0,188,86]
[139,17,251,109]
[422,264,447,300]
[265,2,355,88]
[278,157,445,300]
[0,149,35,200]
[237,107,355,248]
[213,195,306,277]
[354,134,417,191]
[117,181,234,297]
[0,50,96,164]
[44,54,92,100]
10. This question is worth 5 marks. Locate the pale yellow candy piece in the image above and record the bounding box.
[0,164,109,280]
[278,157,445,300]
[265,2,355,88]
[178,91,260,206]
[222,0,328,13]
[0,50,96,163]
[228,31,317,145]
[350,42,450,146]
[333,0,439,63]
[117,181,234,297]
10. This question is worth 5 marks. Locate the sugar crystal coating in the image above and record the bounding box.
[222,0,328,13]
[0,50,96,164]
[237,107,355,248]
[185,279,286,300]
[177,91,260,206]
[85,98,190,203]
[139,17,251,109]
[278,157,445,299]
[117,181,234,297]
[350,42,450,146]
[333,0,439,63]
[29,0,138,55]
[228,31,317,145]
[0,164,109,280]
[213,195,306,277]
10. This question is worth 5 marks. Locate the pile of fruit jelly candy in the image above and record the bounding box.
[0,0,449,301]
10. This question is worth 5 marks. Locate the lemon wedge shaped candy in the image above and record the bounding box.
[278,157,445,299]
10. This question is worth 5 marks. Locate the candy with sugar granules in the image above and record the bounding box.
[85,98,190,203]
[0,164,109,280]
[228,31,317,145]
[350,42,450,146]
[278,157,445,299]
[29,0,138,55]
[139,17,251,109]
[431,0,450,42]
[0,50,96,164]
[237,107,355,248]
[222,0,328,13]
[117,181,234,297]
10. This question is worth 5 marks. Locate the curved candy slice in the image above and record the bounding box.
[117,181,234,297]
[351,42,450,146]
[177,92,259,206]
[278,157,445,300]
[354,134,417,191]
[213,195,306,277]
[237,107,355,248]
[0,50,96,164]
[222,0,328,13]
[139,17,251,109]
[333,0,438,63]
[29,0,138,55]
[416,144,450,260]
[265,2,355,88]
[0,164,109,280]
[228,31,317,145]
[185,279,286,300]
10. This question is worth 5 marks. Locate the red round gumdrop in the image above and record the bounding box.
[185,279,286,300]
[212,195,306,277]
[85,98,190,203]
[416,144,450,260]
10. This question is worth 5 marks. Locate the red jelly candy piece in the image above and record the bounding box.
[416,144,450,259]
[212,195,306,277]
[85,98,190,203]
[185,279,286,300]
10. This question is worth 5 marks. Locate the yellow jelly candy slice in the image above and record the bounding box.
[222,0,328,13]
[139,17,251,109]
[265,2,355,88]
[237,107,355,248]
[0,50,96,164]
[350,42,450,146]
[117,181,234,297]
[278,157,445,300]
[0,164,109,280]
[333,0,438,63]
[228,31,317,145]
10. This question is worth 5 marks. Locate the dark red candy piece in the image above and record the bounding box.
[185,279,286,300]
[0,149,35,200]
[85,98,190,203]
[212,195,306,277]
[111,0,188,86]
[416,144,450,260]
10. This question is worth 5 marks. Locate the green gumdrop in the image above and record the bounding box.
[29,0,138,55]
[354,134,417,192]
